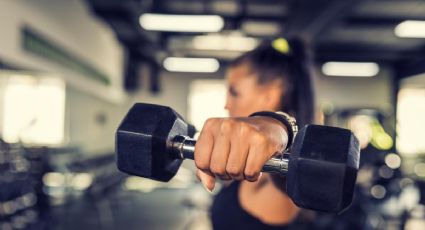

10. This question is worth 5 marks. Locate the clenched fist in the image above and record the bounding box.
[194,116,288,192]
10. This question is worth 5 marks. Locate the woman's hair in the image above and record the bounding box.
[229,37,315,127]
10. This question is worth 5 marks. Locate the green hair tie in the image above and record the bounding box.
[272,38,290,54]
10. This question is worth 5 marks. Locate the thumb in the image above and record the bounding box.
[196,169,216,192]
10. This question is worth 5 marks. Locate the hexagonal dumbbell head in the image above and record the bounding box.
[286,125,360,213]
[116,103,190,182]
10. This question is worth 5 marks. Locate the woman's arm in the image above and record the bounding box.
[194,116,300,224]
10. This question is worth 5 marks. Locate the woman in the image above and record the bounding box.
[194,37,316,229]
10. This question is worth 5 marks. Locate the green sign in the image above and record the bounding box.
[22,27,110,85]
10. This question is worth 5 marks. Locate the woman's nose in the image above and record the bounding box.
[224,97,231,111]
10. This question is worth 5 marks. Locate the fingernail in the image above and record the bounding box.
[201,180,213,193]
[196,172,201,182]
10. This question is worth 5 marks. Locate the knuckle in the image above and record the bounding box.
[219,175,232,181]
[240,122,254,135]
[246,177,258,182]
[204,118,218,129]
[210,163,226,176]
[195,160,209,171]
[220,119,235,134]
[226,165,242,177]
[244,168,259,180]
[253,132,267,144]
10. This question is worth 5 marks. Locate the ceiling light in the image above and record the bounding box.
[163,57,220,73]
[140,13,224,32]
[385,153,401,169]
[322,62,379,77]
[192,35,259,52]
[395,20,425,38]
[241,21,281,36]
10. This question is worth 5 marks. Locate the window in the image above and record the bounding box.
[2,75,65,145]
[397,88,425,155]
[188,80,228,131]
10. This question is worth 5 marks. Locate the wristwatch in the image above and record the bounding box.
[249,111,298,151]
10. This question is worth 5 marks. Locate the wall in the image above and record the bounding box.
[130,71,223,118]
[0,0,125,102]
[65,71,218,154]
[0,0,127,154]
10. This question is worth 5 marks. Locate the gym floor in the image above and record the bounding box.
[46,184,212,230]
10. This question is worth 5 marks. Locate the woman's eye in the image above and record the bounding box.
[229,87,238,97]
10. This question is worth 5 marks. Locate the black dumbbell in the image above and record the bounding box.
[116,103,360,213]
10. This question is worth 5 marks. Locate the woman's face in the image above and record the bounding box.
[225,63,283,117]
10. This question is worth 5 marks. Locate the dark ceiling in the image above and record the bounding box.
[85,0,425,90]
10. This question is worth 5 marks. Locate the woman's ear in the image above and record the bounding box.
[263,81,284,111]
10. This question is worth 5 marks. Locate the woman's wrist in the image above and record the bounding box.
[249,111,298,151]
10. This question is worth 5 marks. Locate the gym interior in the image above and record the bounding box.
[1,0,425,229]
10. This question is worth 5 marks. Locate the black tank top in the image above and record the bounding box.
[210,181,293,230]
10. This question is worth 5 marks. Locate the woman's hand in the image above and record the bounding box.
[194,116,288,192]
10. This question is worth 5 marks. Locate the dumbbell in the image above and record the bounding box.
[116,103,360,213]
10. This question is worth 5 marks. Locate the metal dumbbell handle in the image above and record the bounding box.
[170,135,289,176]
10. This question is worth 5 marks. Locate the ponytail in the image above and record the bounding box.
[285,38,315,127]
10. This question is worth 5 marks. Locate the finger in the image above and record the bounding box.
[226,135,249,180]
[194,120,216,172]
[196,169,216,192]
[244,135,269,182]
[210,128,231,180]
